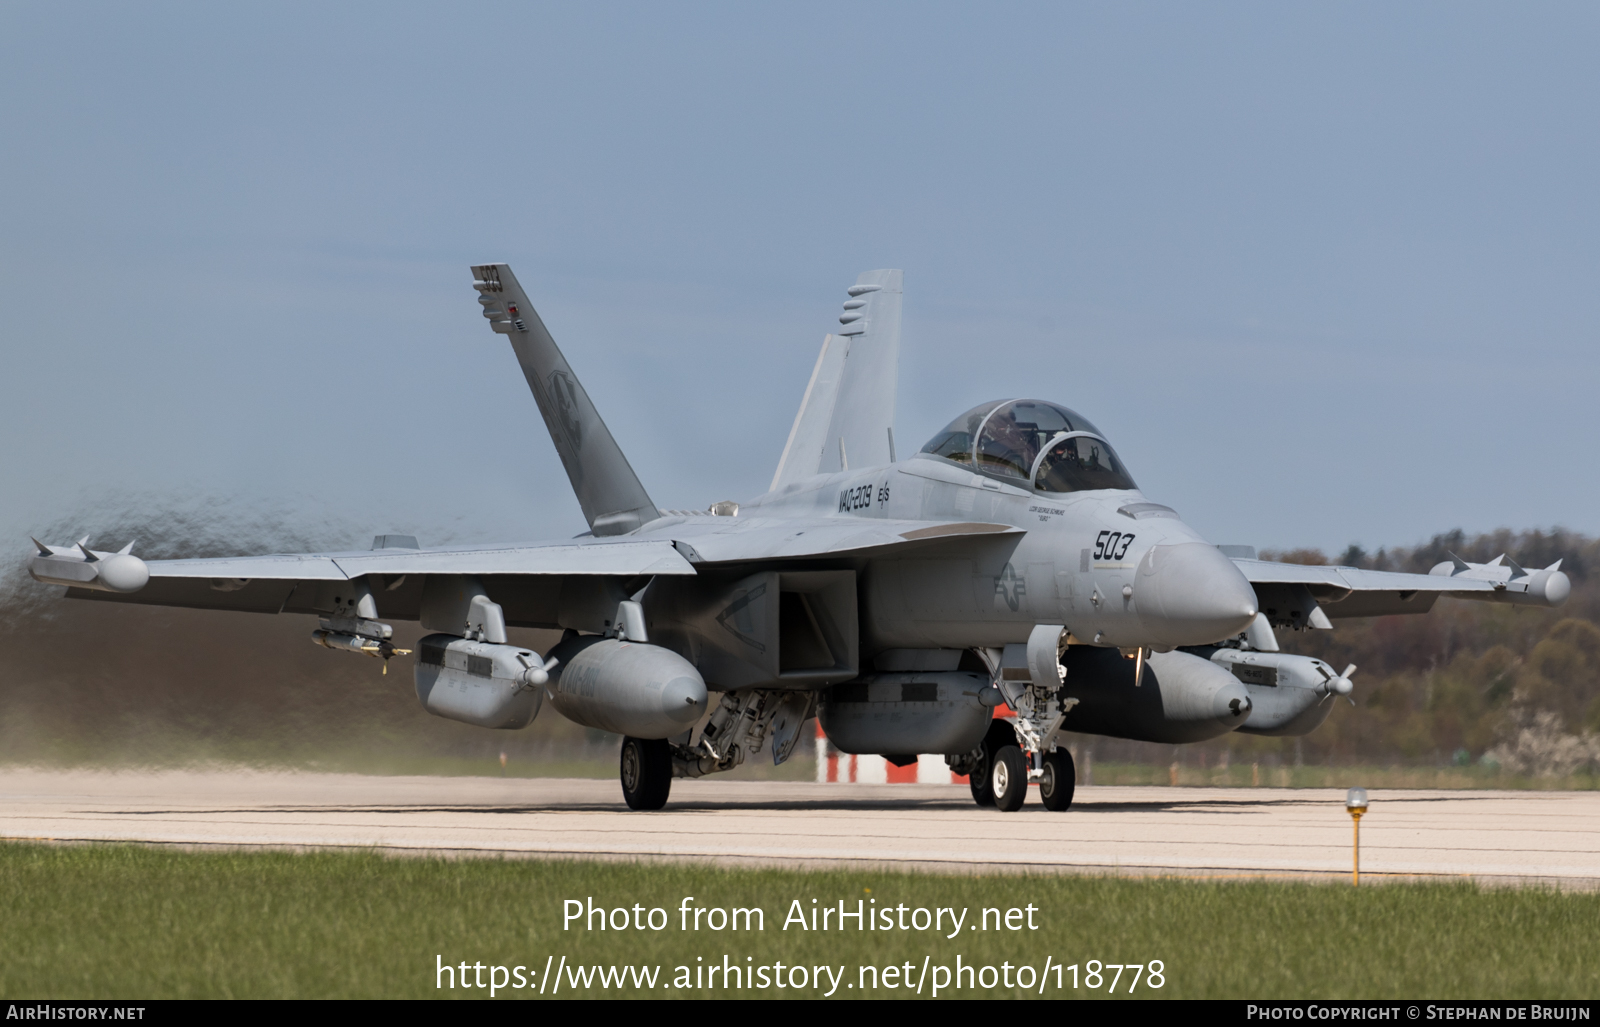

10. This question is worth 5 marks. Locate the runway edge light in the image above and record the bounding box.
[1346,787,1369,886]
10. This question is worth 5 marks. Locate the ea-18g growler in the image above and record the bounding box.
[30,266,1571,811]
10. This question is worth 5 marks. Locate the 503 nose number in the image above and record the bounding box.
[1093,531,1136,561]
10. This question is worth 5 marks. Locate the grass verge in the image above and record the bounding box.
[2,842,1596,999]
[1082,761,1600,791]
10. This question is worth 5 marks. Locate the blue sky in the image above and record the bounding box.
[2,2,1596,555]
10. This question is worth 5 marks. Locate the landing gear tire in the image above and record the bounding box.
[968,720,1020,807]
[1039,747,1076,812]
[620,736,672,811]
[991,744,1028,812]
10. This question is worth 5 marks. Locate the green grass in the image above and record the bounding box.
[2,843,1596,999]
[1082,760,1600,791]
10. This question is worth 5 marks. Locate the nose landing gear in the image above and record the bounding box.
[965,719,1024,807]
[963,719,1077,813]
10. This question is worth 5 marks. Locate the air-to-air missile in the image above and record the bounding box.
[1429,552,1571,606]
[28,538,149,593]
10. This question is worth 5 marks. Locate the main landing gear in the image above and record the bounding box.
[618,689,817,810]
[620,736,673,810]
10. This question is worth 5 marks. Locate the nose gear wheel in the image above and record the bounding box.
[968,719,1021,807]
[1039,747,1076,812]
[990,744,1028,812]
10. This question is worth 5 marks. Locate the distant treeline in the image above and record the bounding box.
[1152,528,1600,776]
[3,514,1598,776]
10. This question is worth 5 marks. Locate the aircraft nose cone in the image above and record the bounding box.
[660,674,708,726]
[1137,542,1259,646]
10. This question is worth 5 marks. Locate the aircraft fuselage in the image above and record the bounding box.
[740,453,1259,656]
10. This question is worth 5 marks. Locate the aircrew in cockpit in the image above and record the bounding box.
[920,399,1137,494]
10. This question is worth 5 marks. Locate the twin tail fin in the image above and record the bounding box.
[471,264,659,536]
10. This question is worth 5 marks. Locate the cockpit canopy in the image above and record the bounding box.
[919,399,1137,493]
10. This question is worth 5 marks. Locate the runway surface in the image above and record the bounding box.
[2,769,1597,886]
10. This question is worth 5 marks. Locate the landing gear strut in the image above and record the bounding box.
[967,628,1081,813]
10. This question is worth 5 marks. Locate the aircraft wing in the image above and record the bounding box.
[39,538,696,617]
[1232,555,1570,622]
[654,516,1020,565]
[33,518,1014,621]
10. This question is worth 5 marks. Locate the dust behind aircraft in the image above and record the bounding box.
[30,266,1571,810]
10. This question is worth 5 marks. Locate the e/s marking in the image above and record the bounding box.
[839,482,889,512]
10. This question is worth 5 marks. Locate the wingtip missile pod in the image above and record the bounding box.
[29,538,149,594]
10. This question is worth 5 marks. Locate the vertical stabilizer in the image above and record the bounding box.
[770,333,848,490]
[471,264,659,535]
[770,269,902,488]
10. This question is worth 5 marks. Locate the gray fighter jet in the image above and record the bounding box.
[30,266,1572,811]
